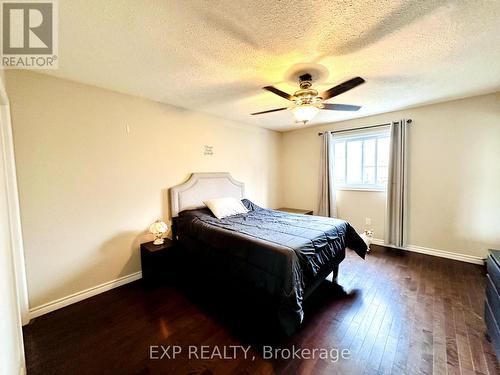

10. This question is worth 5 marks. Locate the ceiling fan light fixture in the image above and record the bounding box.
[292,104,319,124]
[251,75,365,122]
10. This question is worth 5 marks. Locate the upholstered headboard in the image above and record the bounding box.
[169,173,245,217]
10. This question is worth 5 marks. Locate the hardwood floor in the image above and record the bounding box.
[23,245,500,375]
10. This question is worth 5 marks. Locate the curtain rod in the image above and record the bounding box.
[317,119,412,136]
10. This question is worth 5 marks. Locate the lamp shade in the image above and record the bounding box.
[292,105,319,123]
[149,220,168,235]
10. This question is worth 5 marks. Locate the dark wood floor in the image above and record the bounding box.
[23,245,499,375]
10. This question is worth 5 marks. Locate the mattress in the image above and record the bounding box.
[174,199,367,334]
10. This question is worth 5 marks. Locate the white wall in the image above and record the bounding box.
[6,71,282,311]
[281,92,500,259]
[0,76,25,375]
[0,158,24,375]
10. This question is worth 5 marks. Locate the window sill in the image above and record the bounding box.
[336,187,387,192]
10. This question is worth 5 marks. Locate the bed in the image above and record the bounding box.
[170,173,367,334]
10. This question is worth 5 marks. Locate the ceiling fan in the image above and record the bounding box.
[251,74,365,124]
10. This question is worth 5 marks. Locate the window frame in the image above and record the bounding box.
[332,129,390,192]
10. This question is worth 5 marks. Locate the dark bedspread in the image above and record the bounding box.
[175,199,367,334]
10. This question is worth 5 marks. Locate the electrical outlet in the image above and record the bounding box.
[365,217,372,226]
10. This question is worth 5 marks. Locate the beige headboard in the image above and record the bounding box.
[169,172,245,217]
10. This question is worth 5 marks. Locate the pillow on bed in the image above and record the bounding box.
[203,197,248,219]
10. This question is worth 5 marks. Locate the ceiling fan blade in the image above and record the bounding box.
[321,77,365,100]
[322,103,361,111]
[251,107,288,115]
[263,86,295,101]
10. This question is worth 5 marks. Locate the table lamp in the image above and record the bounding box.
[149,220,168,245]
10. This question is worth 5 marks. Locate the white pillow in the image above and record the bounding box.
[203,197,248,219]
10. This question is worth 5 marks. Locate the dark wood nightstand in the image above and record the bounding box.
[277,207,313,215]
[140,239,177,287]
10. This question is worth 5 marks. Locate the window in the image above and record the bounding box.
[333,131,390,190]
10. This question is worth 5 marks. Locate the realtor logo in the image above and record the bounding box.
[1,0,58,69]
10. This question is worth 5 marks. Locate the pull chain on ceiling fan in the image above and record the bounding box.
[251,74,365,124]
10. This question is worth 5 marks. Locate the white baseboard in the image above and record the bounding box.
[29,271,142,320]
[370,238,385,246]
[370,238,485,265]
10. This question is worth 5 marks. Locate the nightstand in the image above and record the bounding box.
[140,239,177,287]
[277,207,313,215]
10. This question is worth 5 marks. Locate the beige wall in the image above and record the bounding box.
[6,71,282,309]
[281,92,500,258]
[336,190,386,240]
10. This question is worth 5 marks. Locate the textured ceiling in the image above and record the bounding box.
[41,0,500,131]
